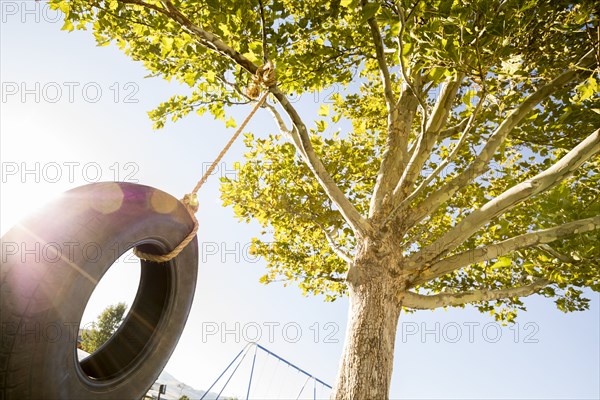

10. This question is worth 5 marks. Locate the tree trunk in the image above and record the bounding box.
[332,274,402,399]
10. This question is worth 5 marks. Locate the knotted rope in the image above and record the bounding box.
[246,61,276,99]
[134,63,276,263]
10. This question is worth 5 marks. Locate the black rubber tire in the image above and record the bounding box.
[0,182,198,399]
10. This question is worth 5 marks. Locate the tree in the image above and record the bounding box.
[52,0,599,397]
[178,396,190,400]
[81,303,127,353]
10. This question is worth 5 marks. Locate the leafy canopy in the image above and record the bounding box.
[80,302,127,353]
[52,0,599,321]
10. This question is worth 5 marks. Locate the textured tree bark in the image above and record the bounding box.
[332,273,402,399]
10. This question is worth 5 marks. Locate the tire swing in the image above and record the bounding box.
[0,64,275,399]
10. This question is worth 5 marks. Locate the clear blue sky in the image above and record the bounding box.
[1,3,598,399]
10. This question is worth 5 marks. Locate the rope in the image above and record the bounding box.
[134,63,276,263]
[191,89,270,196]
[133,201,200,263]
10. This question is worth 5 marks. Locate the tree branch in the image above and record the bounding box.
[387,86,480,226]
[361,0,395,109]
[118,0,164,14]
[257,0,269,63]
[413,216,600,286]
[402,279,550,310]
[363,1,423,217]
[438,118,469,140]
[369,89,419,216]
[158,0,259,73]
[271,87,372,236]
[320,225,354,264]
[322,274,346,283]
[392,74,464,205]
[408,128,600,269]
[260,90,373,236]
[396,4,428,125]
[537,244,578,264]
[264,102,292,135]
[404,49,597,227]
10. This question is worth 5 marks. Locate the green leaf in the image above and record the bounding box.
[401,41,412,56]
[225,116,237,128]
[428,67,445,83]
[362,2,380,21]
[205,70,216,82]
[439,0,453,16]
[501,55,523,76]
[491,257,512,269]
[161,37,174,55]
[462,89,475,107]
[61,20,74,32]
[56,1,70,13]
[318,105,330,117]
[315,120,328,132]
[219,23,230,36]
[184,71,198,87]
[248,41,263,57]
[573,76,598,104]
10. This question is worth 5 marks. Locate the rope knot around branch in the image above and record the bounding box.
[246,61,276,99]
